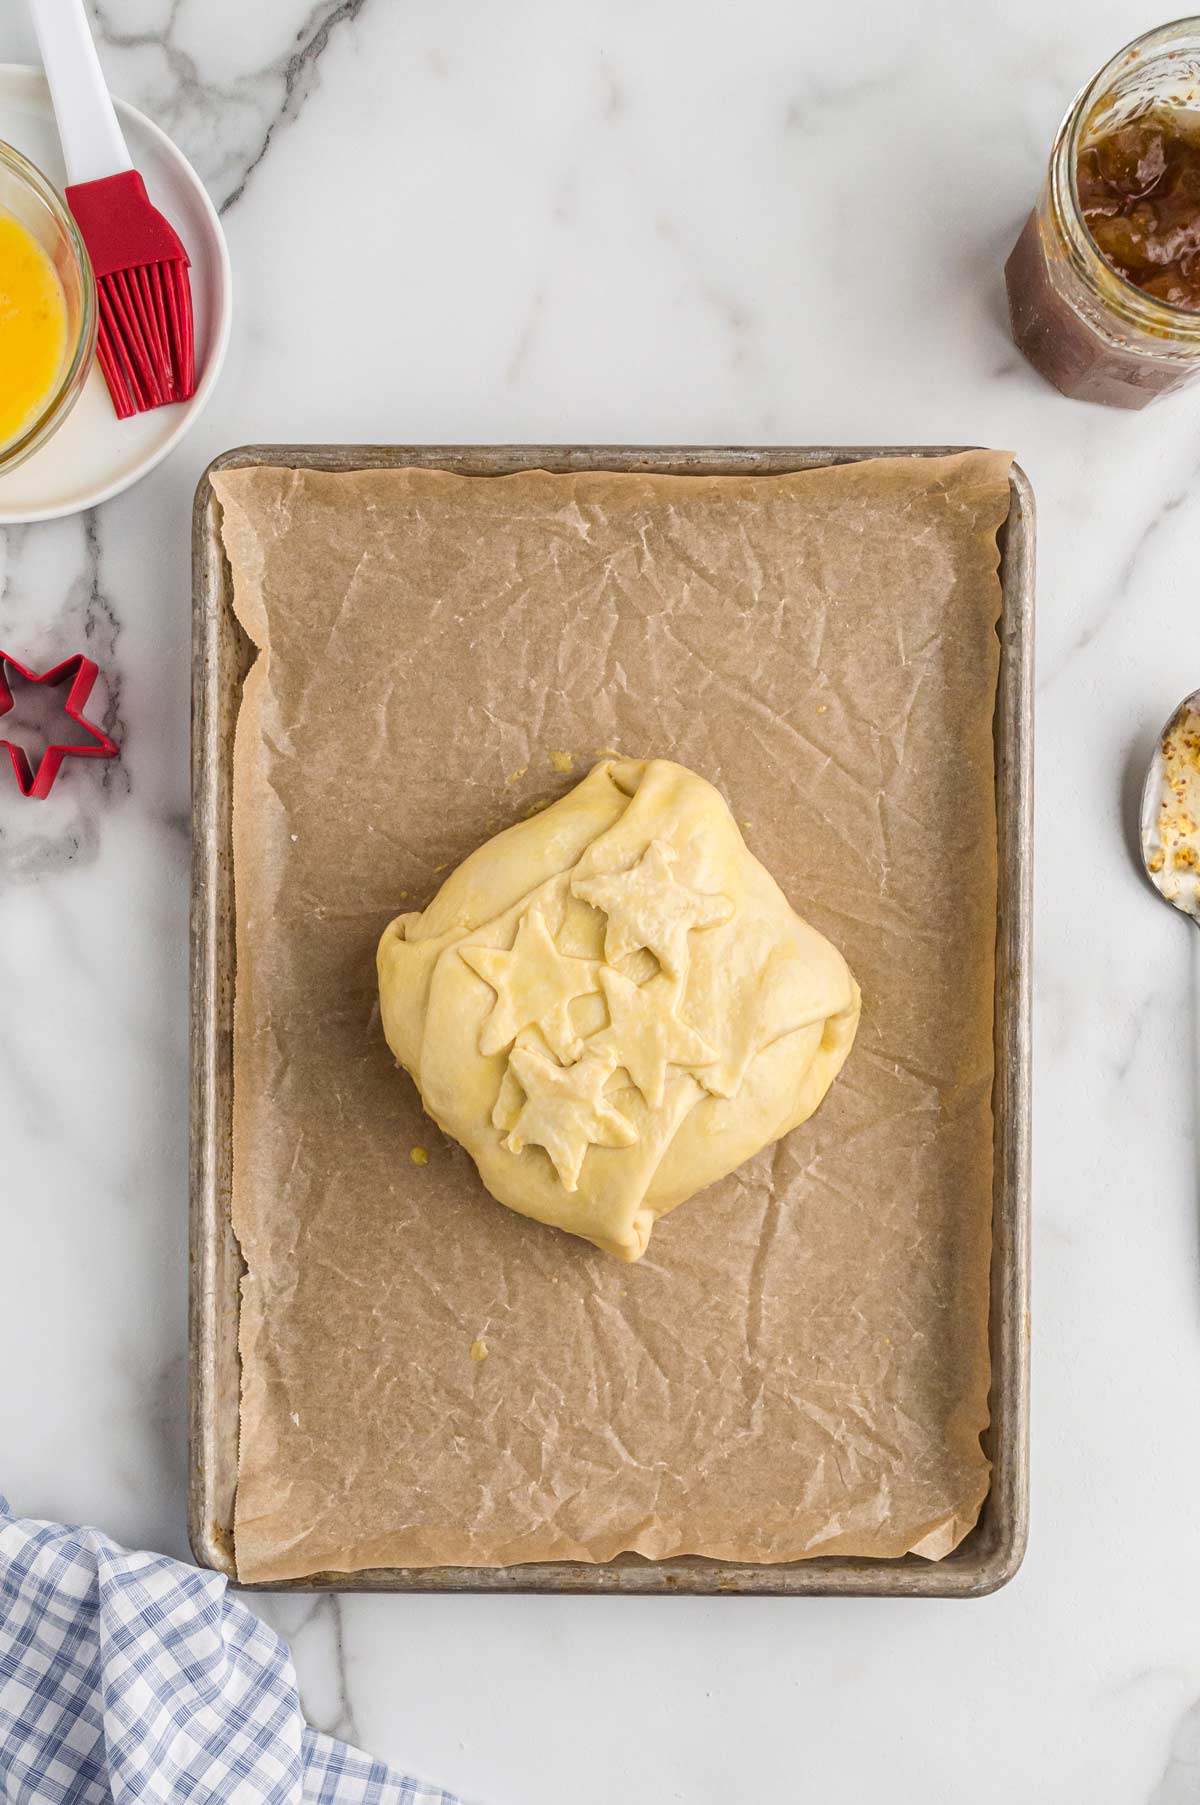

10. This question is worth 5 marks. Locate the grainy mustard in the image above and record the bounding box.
[1145,704,1200,916]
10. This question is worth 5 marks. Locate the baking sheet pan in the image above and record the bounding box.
[189,444,1032,1596]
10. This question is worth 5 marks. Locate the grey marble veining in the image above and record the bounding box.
[1038,453,1200,693]
[88,0,374,214]
[3,1,1200,1801]
[262,1594,362,1745]
[1153,1694,1200,1804]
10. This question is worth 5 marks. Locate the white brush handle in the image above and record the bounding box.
[29,0,131,186]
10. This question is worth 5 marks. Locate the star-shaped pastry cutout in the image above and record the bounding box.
[588,968,716,1109]
[460,907,602,1063]
[573,839,734,980]
[503,1044,638,1191]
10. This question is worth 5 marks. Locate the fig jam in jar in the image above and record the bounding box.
[1006,19,1200,407]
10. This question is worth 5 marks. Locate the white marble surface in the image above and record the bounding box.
[2,1,1200,1799]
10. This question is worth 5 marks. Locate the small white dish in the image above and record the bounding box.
[0,63,231,524]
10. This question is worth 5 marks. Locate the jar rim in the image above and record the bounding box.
[1051,16,1200,340]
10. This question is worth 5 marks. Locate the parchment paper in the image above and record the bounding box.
[213,451,1011,1583]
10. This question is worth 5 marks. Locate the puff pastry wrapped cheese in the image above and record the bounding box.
[377,758,860,1260]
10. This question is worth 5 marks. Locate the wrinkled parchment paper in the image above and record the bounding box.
[213,452,1011,1583]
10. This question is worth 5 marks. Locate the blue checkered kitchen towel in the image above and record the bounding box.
[0,1496,462,1804]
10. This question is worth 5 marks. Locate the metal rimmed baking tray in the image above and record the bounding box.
[190,444,1033,1596]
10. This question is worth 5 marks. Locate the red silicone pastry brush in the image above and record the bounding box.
[30,0,195,418]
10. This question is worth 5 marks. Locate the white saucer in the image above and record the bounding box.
[0,64,232,524]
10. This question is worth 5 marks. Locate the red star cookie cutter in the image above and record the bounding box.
[0,651,120,800]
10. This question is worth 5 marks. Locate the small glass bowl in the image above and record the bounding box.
[0,140,97,475]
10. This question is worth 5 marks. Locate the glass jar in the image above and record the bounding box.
[1005,18,1200,408]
